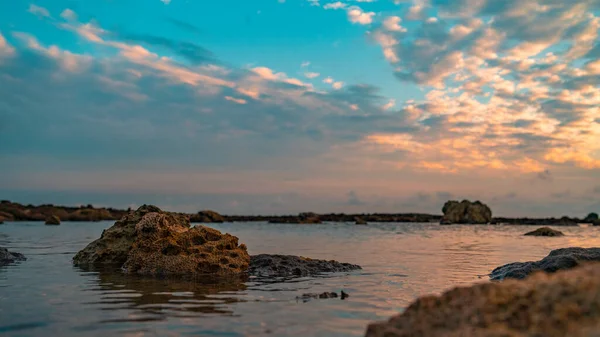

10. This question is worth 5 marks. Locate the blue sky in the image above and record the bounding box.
[0,0,599,216]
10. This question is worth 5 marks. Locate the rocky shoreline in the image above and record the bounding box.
[2,200,598,226]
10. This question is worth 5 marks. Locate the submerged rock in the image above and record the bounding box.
[441,200,492,224]
[189,210,225,223]
[73,205,250,277]
[249,254,361,278]
[524,226,564,237]
[0,247,26,266]
[365,262,600,337]
[45,215,61,225]
[489,247,600,280]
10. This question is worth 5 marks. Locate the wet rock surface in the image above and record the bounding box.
[249,254,361,278]
[73,205,250,277]
[441,200,492,224]
[45,215,61,225]
[365,262,600,337]
[489,247,600,280]
[0,247,26,266]
[524,227,564,236]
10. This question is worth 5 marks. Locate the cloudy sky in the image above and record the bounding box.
[0,0,599,216]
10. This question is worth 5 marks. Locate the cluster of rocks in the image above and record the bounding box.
[366,247,600,336]
[0,200,127,222]
[73,205,361,279]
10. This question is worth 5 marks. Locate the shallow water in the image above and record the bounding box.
[1,221,599,336]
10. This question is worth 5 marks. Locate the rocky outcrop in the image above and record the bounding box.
[0,247,26,266]
[365,262,600,337]
[491,216,579,226]
[73,205,250,277]
[0,200,126,222]
[524,227,564,236]
[441,200,492,224]
[45,215,61,225]
[489,247,600,280]
[189,210,225,223]
[268,212,322,224]
[249,254,361,278]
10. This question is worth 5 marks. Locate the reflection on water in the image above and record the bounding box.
[1,221,600,336]
[79,266,248,321]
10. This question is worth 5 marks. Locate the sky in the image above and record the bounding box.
[0,0,599,217]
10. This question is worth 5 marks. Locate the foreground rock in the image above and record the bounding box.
[73,205,250,277]
[441,200,492,224]
[249,254,361,278]
[45,215,61,225]
[0,247,26,266]
[189,210,225,223]
[490,247,600,280]
[524,226,564,236]
[365,262,600,337]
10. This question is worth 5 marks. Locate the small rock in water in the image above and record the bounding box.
[524,226,564,237]
[0,247,26,266]
[341,290,349,300]
[297,291,347,302]
[249,254,361,278]
[45,215,61,225]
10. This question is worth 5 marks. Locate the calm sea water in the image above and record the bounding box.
[1,221,599,337]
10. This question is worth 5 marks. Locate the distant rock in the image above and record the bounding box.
[355,217,367,225]
[45,215,61,225]
[249,254,361,278]
[73,205,250,277]
[441,200,492,224]
[0,247,26,266]
[489,247,600,280]
[189,210,225,223]
[585,212,599,222]
[0,217,3,224]
[0,201,125,222]
[365,262,600,337]
[524,226,564,237]
[268,212,322,224]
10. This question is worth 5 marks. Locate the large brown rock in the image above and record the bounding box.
[365,262,600,337]
[189,210,225,223]
[441,200,492,224]
[73,205,250,277]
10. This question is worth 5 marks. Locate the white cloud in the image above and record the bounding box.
[324,1,347,9]
[225,96,247,104]
[347,6,375,25]
[304,72,320,79]
[161,0,171,4]
[28,4,50,18]
[383,16,407,32]
[0,32,16,59]
[301,61,311,67]
[60,9,77,21]
[382,99,396,110]
[323,76,334,84]
[332,81,344,89]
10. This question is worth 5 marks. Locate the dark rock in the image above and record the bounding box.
[441,200,492,224]
[268,212,322,224]
[365,262,600,337]
[490,247,600,280]
[584,212,599,223]
[355,217,368,225]
[189,210,225,223]
[249,254,361,278]
[298,292,339,300]
[524,227,564,237]
[341,290,349,300]
[0,247,26,266]
[45,215,61,225]
[73,205,250,277]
